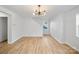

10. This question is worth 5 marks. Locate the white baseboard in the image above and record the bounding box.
[23,35,43,37]
[8,35,24,44]
[50,34,79,52]
[64,42,79,52]
[50,34,64,44]
[8,35,43,44]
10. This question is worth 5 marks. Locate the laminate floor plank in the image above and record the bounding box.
[0,36,78,54]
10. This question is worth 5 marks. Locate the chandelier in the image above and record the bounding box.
[33,5,47,16]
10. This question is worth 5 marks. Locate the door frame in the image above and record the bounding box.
[0,11,12,44]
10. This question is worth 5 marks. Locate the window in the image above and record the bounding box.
[76,14,79,37]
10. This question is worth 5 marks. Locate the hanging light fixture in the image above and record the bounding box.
[33,5,47,16]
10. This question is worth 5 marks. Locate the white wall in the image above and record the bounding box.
[0,6,25,44]
[11,14,25,43]
[23,17,50,37]
[50,15,64,43]
[50,6,79,51]
[0,6,44,43]
[63,7,79,51]
[24,18,43,37]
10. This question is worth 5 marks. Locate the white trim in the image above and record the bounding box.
[64,42,79,52]
[8,35,23,44]
[50,34,64,44]
[50,34,79,52]
[23,35,43,37]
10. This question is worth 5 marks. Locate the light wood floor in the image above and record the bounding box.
[0,36,79,54]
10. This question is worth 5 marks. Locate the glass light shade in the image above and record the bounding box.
[33,5,47,16]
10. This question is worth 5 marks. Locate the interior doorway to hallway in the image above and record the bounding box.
[0,17,8,43]
[43,21,50,36]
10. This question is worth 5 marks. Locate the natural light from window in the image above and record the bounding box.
[76,14,79,37]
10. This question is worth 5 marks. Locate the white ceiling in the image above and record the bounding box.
[1,5,78,18]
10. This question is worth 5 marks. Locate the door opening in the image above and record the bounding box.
[0,17,8,43]
[43,21,49,36]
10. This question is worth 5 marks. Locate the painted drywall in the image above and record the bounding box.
[24,18,43,37]
[0,6,25,44]
[50,15,64,43]
[50,6,79,51]
[0,17,7,42]
[23,17,50,37]
[0,6,45,43]
[11,14,25,43]
[62,7,79,51]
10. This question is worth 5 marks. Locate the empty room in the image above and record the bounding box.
[0,5,79,54]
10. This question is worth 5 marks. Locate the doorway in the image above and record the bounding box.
[43,21,49,36]
[0,17,8,43]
